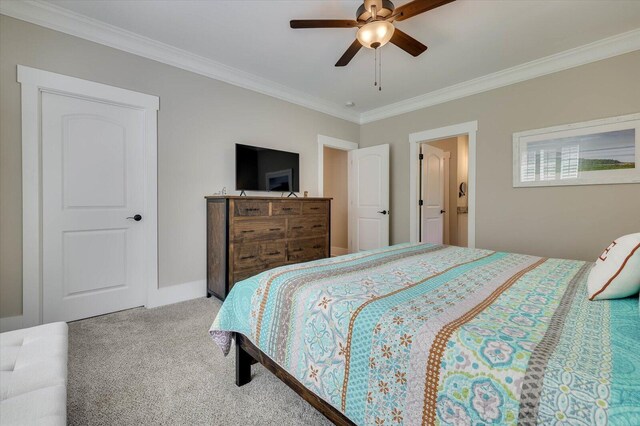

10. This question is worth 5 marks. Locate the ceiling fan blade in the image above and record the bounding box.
[393,0,455,22]
[390,28,428,57]
[290,20,359,29]
[335,40,362,67]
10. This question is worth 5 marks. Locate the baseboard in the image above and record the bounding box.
[0,315,24,332]
[146,279,206,309]
[331,246,349,257]
[0,283,205,330]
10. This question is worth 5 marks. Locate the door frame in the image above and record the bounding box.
[409,121,478,248]
[317,135,359,253]
[18,65,159,327]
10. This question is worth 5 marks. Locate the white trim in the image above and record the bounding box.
[1,2,638,126]
[317,135,358,253]
[409,121,478,248]
[515,112,640,139]
[0,316,24,333]
[146,280,206,309]
[18,65,159,109]
[360,28,640,124]
[18,65,160,327]
[20,81,41,328]
[0,0,359,124]
[331,247,350,257]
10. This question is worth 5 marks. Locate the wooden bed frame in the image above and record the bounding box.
[235,333,356,426]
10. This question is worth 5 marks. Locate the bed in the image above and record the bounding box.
[210,243,640,425]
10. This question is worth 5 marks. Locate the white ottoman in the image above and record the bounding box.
[0,322,68,426]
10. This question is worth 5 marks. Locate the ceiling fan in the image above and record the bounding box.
[290,0,455,67]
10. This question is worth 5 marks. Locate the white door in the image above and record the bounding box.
[42,92,147,322]
[349,144,390,251]
[421,144,445,244]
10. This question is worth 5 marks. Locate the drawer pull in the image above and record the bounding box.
[292,226,303,230]
[245,208,261,212]
[282,207,293,211]
[310,207,320,210]
[312,224,323,228]
[240,255,256,260]
[265,251,281,256]
[269,228,281,231]
[241,230,255,234]
[313,245,322,249]
[290,248,303,253]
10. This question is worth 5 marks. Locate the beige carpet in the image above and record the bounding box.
[68,297,332,425]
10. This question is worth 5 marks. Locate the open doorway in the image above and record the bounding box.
[408,121,477,248]
[318,135,390,255]
[323,146,349,256]
[420,136,469,247]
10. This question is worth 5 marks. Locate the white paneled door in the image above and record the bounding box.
[349,144,390,251]
[421,144,445,244]
[42,92,147,322]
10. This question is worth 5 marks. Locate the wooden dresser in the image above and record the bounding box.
[205,196,331,300]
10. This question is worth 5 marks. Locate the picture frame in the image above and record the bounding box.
[513,113,640,187]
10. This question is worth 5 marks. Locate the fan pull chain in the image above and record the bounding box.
[374,48,378,88]
[379,48,382,91]
[372,48,383,91]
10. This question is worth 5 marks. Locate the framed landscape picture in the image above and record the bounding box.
[513,113,640,187]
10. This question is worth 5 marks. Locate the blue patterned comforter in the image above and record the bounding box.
[210,243,640,425]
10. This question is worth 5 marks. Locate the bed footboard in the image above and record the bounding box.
[234,333,355,425]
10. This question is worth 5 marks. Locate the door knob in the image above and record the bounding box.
[440,210,446,214]
[377,210,388,215]
[127,214,142,221]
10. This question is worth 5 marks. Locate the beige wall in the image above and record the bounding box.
[360,51,640,261]
[323,147,349,250]
[0,16,359,318]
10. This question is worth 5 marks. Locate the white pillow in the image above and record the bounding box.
[588,233,640,301]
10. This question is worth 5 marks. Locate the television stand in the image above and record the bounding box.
[286,192,298,198]
[239,190,247,196]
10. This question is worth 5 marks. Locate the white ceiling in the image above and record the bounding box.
[30,0,640,117]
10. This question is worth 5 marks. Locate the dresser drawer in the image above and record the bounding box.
[234,241,286,270]
[232,268,263,285]
[271,201,301,216]
[260,241,287,263]
[233,218,286,242]
[234,200,269,217]
[287,216,327,238]
[287,238,327,263]
[301,201,328,215]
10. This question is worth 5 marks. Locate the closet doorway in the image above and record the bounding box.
[318,135,358,255]
[318,135,391,254]
[420,136,469,246]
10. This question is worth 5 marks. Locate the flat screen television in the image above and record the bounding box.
[236,144,300,192]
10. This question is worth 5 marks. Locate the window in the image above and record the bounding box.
[513,114,639,187]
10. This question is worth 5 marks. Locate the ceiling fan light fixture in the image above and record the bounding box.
[356,21,394,49]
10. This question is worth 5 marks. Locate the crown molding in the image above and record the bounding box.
[2,1,638,126]
[0,0,361,124]
[360,27,640,124]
